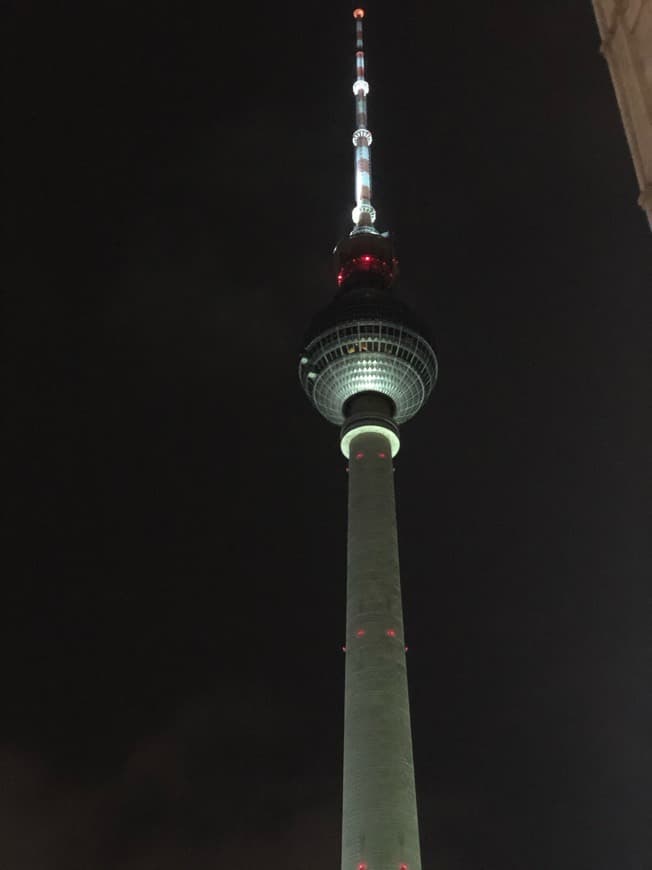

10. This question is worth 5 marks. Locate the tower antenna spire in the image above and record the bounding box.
[351,8,377,234]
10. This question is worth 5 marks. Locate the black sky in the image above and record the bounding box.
[4,1,651,868]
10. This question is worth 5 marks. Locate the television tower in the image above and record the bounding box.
[299,9,438,870]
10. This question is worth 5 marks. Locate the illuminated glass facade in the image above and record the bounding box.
[299,317,437,425]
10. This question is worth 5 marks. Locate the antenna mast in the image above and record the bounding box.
[351,8,377,233]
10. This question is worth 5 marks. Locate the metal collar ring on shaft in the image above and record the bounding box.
[340,392,401,457]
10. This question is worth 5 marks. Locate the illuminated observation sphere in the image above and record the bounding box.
[299,284,438,426]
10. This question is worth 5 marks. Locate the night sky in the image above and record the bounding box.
[4,1,651,868]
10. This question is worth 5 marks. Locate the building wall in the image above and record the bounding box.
[592,0,652,226]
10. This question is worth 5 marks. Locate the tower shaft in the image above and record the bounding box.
[343,428,421,870]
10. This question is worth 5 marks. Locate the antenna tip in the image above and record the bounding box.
[353,8,365,19]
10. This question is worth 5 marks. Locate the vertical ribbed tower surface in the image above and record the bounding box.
[592,0,652,227]
[299,9,438,870]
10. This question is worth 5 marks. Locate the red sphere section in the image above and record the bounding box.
[334,232,398,291]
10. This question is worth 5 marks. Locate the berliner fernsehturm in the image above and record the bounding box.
[299,9,438,870]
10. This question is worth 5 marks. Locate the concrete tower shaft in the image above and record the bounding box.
[343,425,421,870]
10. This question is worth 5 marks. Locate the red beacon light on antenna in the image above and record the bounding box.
[353,8,365,18]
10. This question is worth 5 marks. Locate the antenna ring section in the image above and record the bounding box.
[352,128,373,146]
[352,203,377,224]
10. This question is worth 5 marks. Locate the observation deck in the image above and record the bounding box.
[299,285,438,426]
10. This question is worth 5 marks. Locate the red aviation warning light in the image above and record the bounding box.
[334,231,398,290]
[353,8,365,19]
